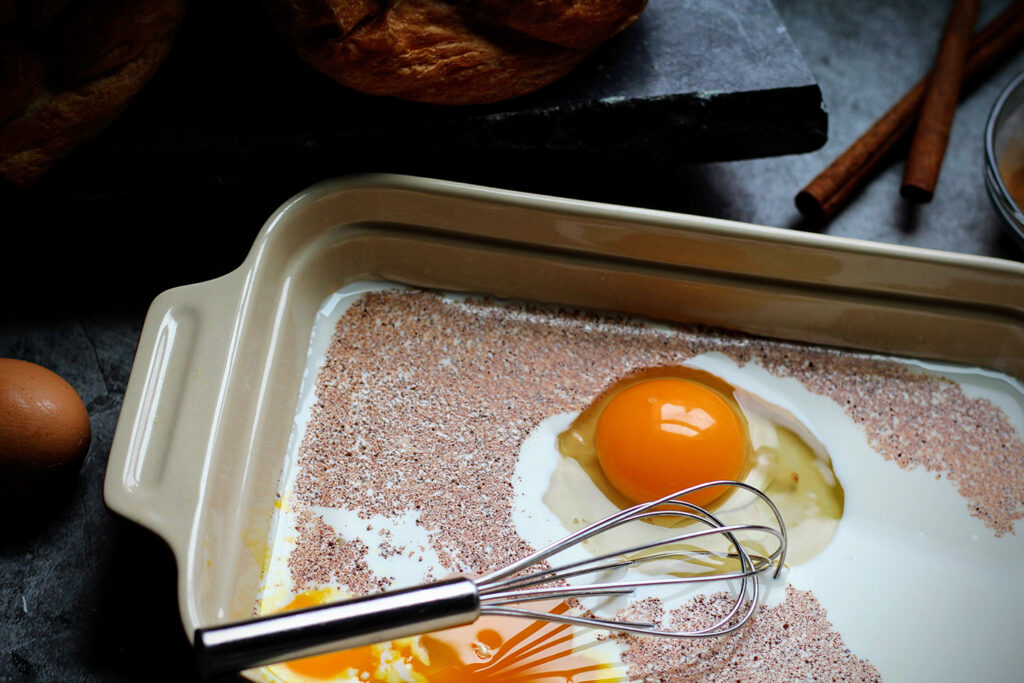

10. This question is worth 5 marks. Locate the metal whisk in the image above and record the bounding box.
[194,480,786,678]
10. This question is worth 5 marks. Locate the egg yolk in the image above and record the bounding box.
[276,591,613,681]
[279,589,374,679]
[594,378,746,508]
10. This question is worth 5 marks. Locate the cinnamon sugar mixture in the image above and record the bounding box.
[612,588,880,682]
[282,287,1023,681]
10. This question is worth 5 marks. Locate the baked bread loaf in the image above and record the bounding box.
[264,0,648,105]
[0,0,185,188]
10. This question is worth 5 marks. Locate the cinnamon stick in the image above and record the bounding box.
[795,0,1024,221]
[901,0,981,203]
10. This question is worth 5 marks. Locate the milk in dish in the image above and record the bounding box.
[255,281,1024,683]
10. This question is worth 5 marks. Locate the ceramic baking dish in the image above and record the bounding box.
[103,173,1024,666]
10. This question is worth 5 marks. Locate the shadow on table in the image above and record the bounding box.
[88,518,204,681]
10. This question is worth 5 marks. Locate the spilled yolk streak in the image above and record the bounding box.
[276,591,618,682]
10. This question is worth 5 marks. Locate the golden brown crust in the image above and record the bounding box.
[0,0,184,188]
[54,0,186,85]
[264,0,377,40]
[470,0,648,49]
[0,36,174,187]
[266,0,647,105]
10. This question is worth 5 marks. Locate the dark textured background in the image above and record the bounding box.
[2,0,1023,681]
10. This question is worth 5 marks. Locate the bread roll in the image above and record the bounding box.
[265,0,648,105]
[0,0,184,188]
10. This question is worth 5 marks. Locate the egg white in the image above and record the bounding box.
[669,353,1023,682]
[509,357,818,622]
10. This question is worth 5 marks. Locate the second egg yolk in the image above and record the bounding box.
[594,378,746,508]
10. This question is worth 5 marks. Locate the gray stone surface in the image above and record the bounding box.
[727,0,1024,257]
[0,313,194,681]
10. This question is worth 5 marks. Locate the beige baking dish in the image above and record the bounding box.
[103,173,1024,664]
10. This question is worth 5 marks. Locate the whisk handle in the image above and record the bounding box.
[193,577,480,678]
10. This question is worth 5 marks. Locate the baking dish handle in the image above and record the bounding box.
[104,272,241,557]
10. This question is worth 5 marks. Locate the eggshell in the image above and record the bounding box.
[0,358,91,472]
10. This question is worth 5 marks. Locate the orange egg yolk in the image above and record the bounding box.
[594,378,746,508]
[277,591,612,681]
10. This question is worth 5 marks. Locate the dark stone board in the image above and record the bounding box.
[2,0,825,204]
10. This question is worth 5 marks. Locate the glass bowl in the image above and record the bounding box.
[985,70,1024,250]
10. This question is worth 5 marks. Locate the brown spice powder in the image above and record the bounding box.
[614,588,881,682]
[287,288,1023,680]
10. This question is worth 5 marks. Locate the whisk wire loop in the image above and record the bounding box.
[474,480,786,639]
[193,480,787,677]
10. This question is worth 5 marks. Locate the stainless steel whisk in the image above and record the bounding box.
[194,480,787,678]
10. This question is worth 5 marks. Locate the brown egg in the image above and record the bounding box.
[0,358,91,472]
